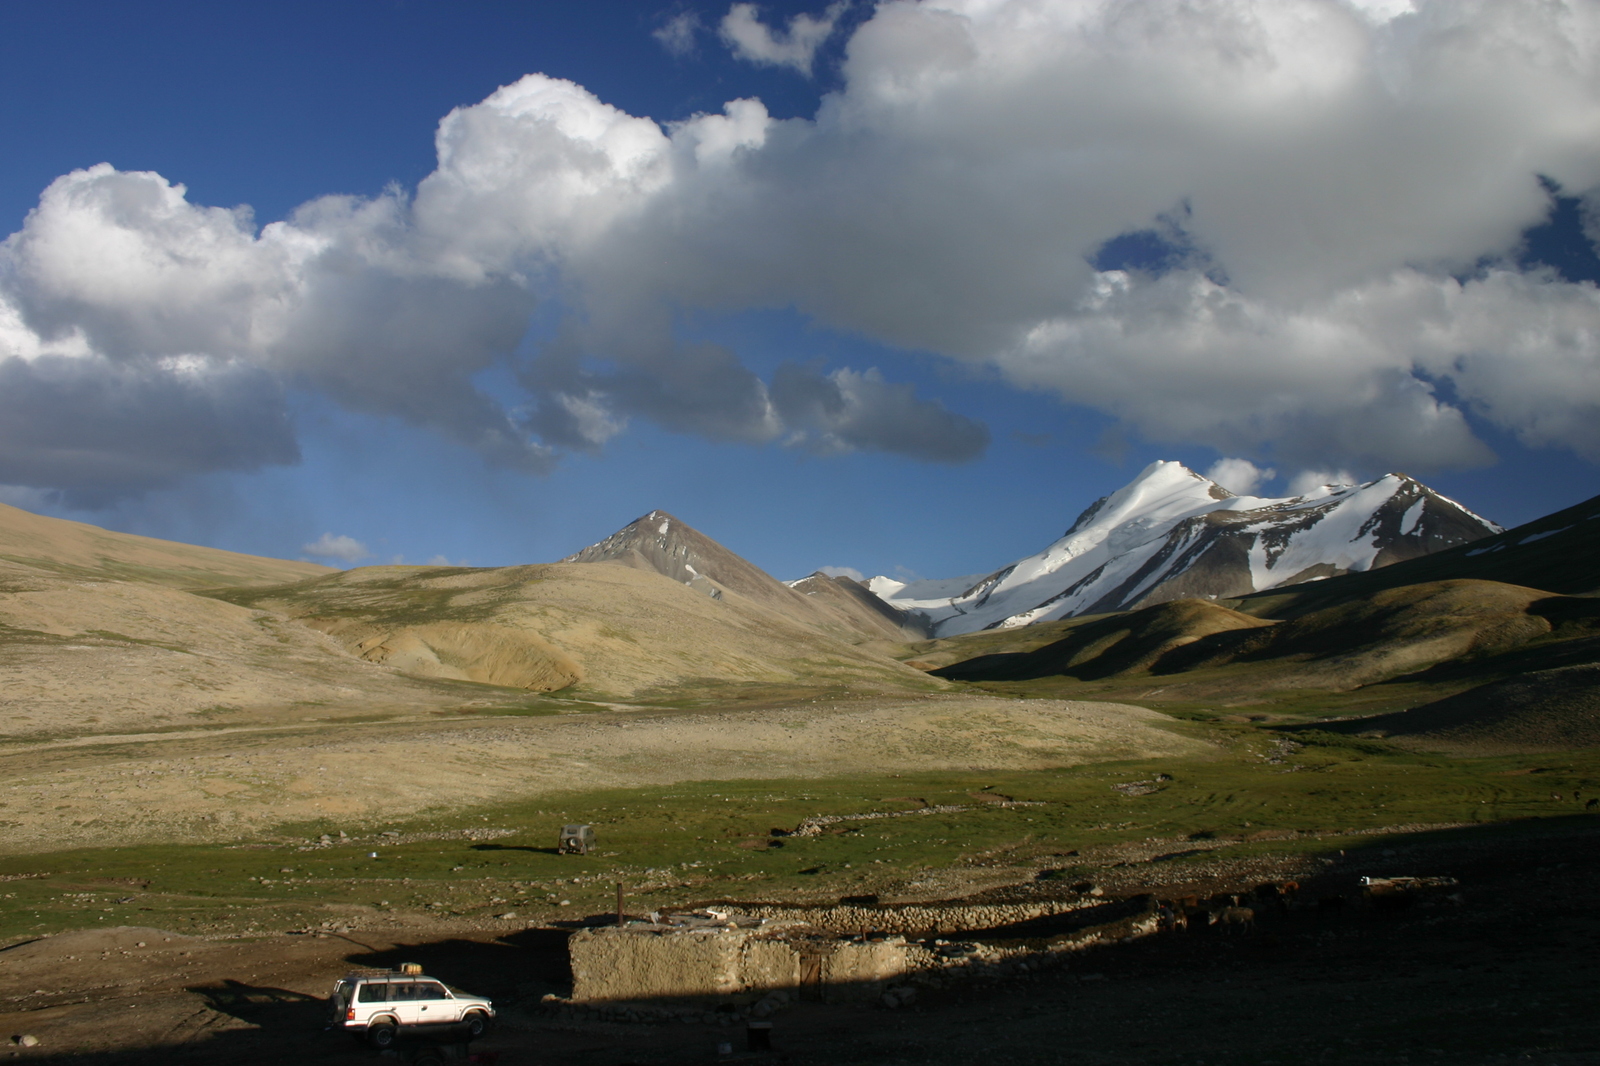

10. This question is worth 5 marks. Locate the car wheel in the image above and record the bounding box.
[463,1010,489,1038]
[366,1023,398,1048]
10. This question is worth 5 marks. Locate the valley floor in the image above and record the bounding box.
[0,693,1201,851]
[0,679,1595,1066]
[1,816,1596,1065]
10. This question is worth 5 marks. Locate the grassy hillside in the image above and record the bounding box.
[0,501,330,589]
[214,561,943,702]
[916,492,1600,751]
[929,579,1571,686]
[0,503,489,740]
[1317,662,1600,754]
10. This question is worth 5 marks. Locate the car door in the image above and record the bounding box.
[412,981,456,1026]
[356,980,401,1026]
[382,982,422,1025]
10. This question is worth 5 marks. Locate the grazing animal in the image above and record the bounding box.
[1211,906,1255,934]
[1586,798,1598,810]
[1172,896,1203,927]
[1552,792,1564,801]
[1251,880,1299,915]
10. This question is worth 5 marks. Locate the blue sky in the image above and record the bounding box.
[2,0,1598,582]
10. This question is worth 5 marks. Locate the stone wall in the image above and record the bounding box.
[569,926,751,1002]
[565,898,1163,1008]
[741,937,801,990]
[821,939,925,992]
[568,924,922,1004]
[730,898,1098,936]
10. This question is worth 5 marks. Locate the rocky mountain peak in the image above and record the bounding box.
[872,463,1502,638]
[560,510,769,603]
[562,511,925,640]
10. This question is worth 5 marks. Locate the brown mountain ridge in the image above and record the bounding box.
[562,510,927,641]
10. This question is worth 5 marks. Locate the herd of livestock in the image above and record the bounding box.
[1153,875,1462,935]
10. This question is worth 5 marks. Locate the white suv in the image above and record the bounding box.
[330,968,494,1047]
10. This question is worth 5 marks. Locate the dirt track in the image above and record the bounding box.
[2,820,1595,1065]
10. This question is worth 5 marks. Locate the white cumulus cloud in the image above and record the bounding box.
[303,533,370,563]
[655,11,702,57]
[720,3,846,75]
[1205,458,1276,496]
[1287,469,1359,498]
[5,0,1600,502]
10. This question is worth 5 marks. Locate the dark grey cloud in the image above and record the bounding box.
[771,362,989,462]
[604,341,778,443]
[0,354,298,506]
[519,331,988,462]
[272,265,551,473]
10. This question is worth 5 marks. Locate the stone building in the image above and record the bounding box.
[567,914,924,1004]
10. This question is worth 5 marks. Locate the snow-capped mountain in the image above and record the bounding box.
[869,461,1501,637]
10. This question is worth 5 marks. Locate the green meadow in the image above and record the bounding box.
[3,720,1595,944]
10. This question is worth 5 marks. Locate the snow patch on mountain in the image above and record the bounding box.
[873,461,1501,638]
[866,573,990,603]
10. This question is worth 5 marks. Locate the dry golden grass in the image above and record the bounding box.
[0,692,1206,850]
[218,562,941,702]
[0,501,329,589]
